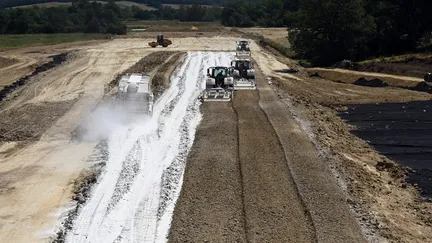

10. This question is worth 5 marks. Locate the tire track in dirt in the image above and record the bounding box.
[234,107,249,243]
[233,90,316,242]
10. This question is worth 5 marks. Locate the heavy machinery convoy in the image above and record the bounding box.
[203,40,256,102]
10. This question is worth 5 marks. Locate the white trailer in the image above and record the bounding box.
[117,73,154,115]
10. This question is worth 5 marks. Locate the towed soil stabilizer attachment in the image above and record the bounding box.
[117,73,154,115]
[202,66,234,102]
[231,58,256,90]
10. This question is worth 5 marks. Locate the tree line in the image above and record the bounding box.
[221,0,432,65]
[0,0,229,9]
[0,0,127,34]
[221,0,298,27]
[0,0,223,35]
[128,4,222,22]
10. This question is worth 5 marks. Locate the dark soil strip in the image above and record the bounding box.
[255,66,366,243]
[0,53,68,102]
[152,52,186,98]
[311,68,432,95]
[338,101,432,198]
[233,90,316,242]
[0,56,18,68]
[169,103,247,242]
[106,51,177,91]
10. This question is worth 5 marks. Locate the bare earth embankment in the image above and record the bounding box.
[267,49,432,241]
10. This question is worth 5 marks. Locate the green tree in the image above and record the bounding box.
[289,0,375,65]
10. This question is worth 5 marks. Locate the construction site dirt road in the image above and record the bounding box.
[0,34,431,243]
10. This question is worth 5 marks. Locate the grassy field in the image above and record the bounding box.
[11,1,156,10]
[0,33,110,50]
[162,4,221,9]
[125,20,224,32]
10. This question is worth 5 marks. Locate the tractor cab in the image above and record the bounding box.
[207,66,233,87]
[157,34,165,43]
[231,59,253,77]
[207,66,232,78]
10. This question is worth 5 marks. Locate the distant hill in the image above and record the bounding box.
[7,1,156,10]
[162,3,222,9]
[0,0,233,9]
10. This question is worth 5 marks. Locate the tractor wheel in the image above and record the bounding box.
[148,42,157,48]
[162,42,168,48]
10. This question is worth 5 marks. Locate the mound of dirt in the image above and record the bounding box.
[309,72,321,78]
[334,59,354,69]
[0,53,68,102]
[354,77,388,87]
[152,52,186,98]
[275,68,299,74]
[411,81,432,93]
[0,100,77,142]
[0,56,18,69]
[106,51,177,91]
[356,57,432,78]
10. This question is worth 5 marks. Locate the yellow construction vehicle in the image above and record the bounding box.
[148,34,172,48]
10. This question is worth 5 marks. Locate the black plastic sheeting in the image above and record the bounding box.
[338,101,432,198]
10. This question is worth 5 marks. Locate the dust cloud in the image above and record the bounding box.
[77,102,150,142]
